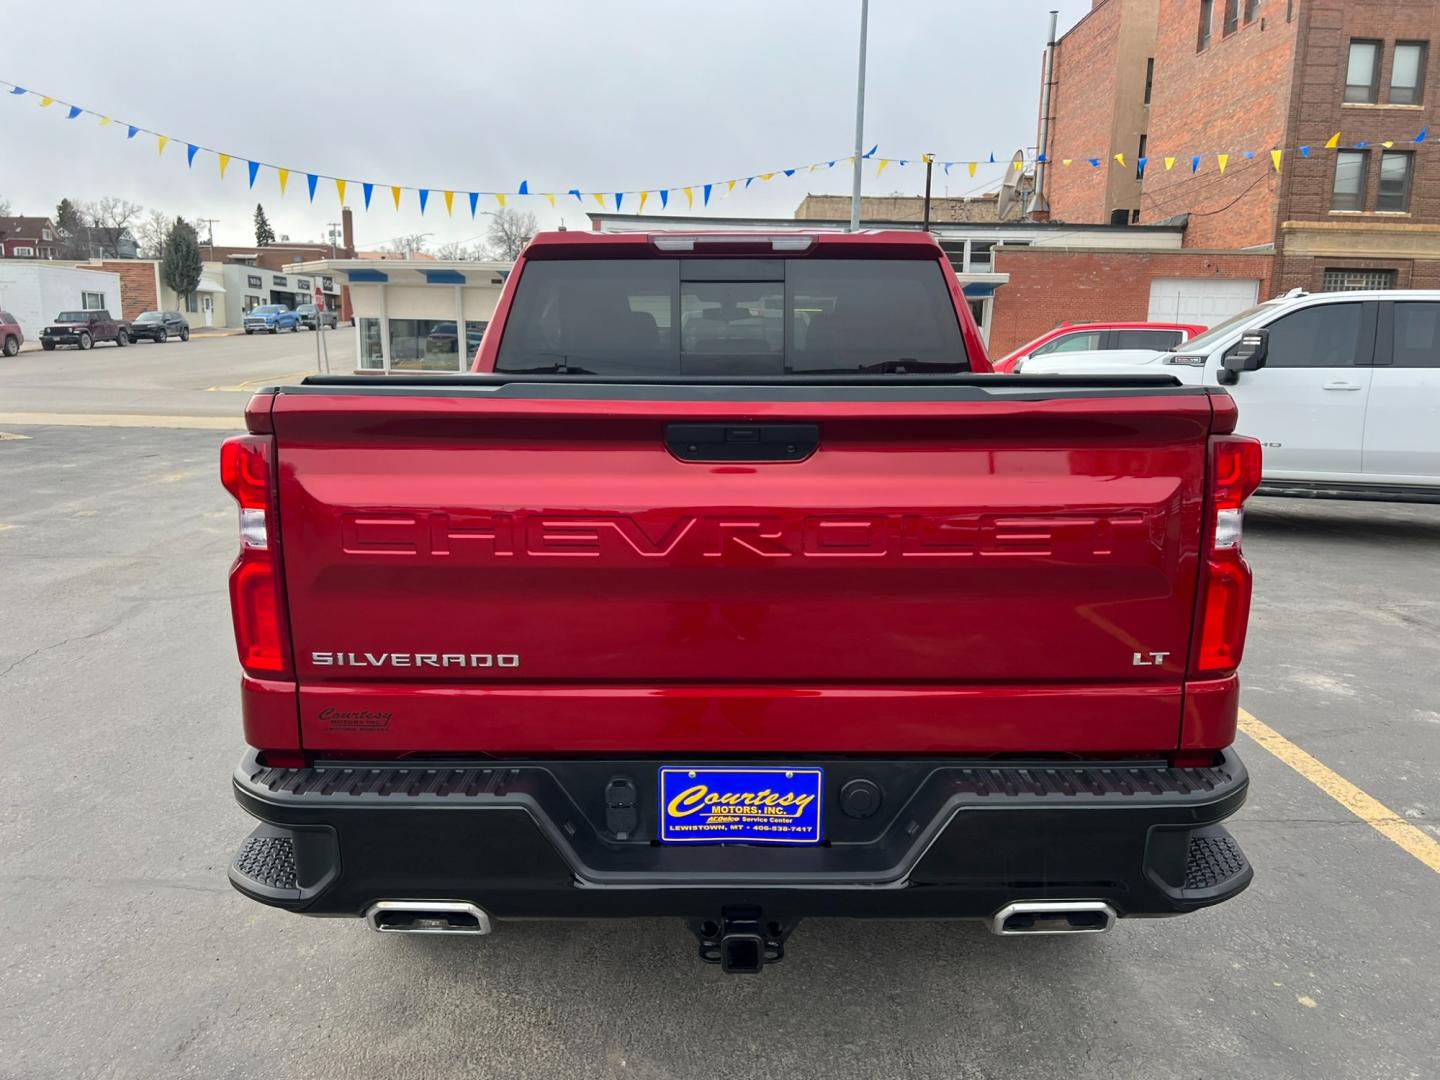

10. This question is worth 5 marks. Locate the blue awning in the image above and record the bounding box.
[346,269,388,283]
[424,270,466,284]
[962,282,999,298]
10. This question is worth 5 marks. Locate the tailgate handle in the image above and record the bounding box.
[665,423,819,462]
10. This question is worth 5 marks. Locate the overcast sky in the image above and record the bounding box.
[0,0,1090,252]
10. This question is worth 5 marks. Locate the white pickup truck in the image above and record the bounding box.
[1019,289,1440,503]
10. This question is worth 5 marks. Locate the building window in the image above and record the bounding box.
[244,295,262,312]
[1244,0,1260,22]
[1144,58,1154,104]
[1390,42,1427,104]
[1331,150,1368,210]
[246,274,263,289]
[1223,0,1239,35]
[42,229,54,241]
[1377,151,1415,211]
[81,291,105,309]
[358,318,384,369]
[388,318,467,372]
[1345,40,1381,103]
[1322,269,1397,291]
[272,276,287,287]
[1136,135,1148,179]
[185,293,199,313]
[1198,0,1213,50]
[1110,209,1130,225]
[13,246,35,257]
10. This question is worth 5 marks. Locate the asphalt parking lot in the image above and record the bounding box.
[0,325,354,420]
[2,337,1437,1079]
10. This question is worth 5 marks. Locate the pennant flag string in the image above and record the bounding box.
[3,76,1435,213]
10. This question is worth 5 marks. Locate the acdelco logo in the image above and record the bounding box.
[339,511,1149,562]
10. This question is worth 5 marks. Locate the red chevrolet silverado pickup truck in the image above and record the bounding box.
[225,230,1259,972]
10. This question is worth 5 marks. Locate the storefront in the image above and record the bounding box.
[218,264,343,326]
[284,259,511,372]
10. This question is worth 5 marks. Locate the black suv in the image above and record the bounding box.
[40,310,131,350]
[130,311,191,343]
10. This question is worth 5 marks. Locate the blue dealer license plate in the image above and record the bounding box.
[658,767,824,844]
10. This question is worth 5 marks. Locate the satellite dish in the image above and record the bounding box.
[996,150,1027,221]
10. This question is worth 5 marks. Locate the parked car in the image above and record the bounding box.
[1021,289,1440,503]
[993,321,1207,373]
[426,320,487,354]
[1010,348,1166,374]
[130,311,190,343]
[295,304,338,330]
[40,310,131,350]
[224,229,1259,971]
[0,311,22,357]
[243,305,300,334]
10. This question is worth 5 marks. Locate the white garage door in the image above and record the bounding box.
[1147,278,1260,328]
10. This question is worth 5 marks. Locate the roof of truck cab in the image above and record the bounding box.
[522,229,946,259]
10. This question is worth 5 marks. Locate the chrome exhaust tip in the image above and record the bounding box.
[989,900,1116,936]
[365,900,493,935]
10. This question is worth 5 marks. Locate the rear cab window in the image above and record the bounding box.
[495,257,969,375]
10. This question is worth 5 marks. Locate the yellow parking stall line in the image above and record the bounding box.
[1239,709,1440,875]
[0,412,242,430]
[207,372,309,393]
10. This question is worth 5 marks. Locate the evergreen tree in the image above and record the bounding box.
[254,203,275,247]
[161,217,203,307]
[54,198,87,257]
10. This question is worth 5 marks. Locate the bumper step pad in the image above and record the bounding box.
[1185,831,1249,891]
[233,834,297,891]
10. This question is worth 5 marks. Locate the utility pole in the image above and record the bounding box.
[325,222,342,258]
[1035,10,1060,214]
[922,154,935,232]
[848,0,870,232]
[197,218,219,260]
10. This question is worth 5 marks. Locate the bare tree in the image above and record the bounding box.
[0,196,11,218]
[434,240,486,261]
[380,233,432,259]
[486,207,537,261]
[134,208,171,259]
[83,197,144,257]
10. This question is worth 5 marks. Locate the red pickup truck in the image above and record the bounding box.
[225,231,1259,972]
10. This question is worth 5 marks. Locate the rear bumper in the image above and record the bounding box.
[230,748,1252,922]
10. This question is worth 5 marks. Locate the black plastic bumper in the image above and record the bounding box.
[230,749,1252,922]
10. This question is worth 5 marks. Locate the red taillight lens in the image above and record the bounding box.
[220,435,291,678]
[1196,554,1253,672]
[229,553,286,673]
[1212,436,1263,511]
[1192,436,1263,677]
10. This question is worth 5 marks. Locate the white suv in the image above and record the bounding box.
[1021,289,1440,503]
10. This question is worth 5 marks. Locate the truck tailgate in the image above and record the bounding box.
[268,381,1218,755]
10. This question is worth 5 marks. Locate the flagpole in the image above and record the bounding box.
[849,0,869,232]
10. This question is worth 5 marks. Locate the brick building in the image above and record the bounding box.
[794,191,1031,225]
[1043,0,1158,225]
[1040,0,1440,293]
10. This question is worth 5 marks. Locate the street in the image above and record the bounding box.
[0,327,355,421]
[1,340,1438,1079]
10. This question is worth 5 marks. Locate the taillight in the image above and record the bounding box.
[1192,436,1262,676]
[220,435,292,678]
